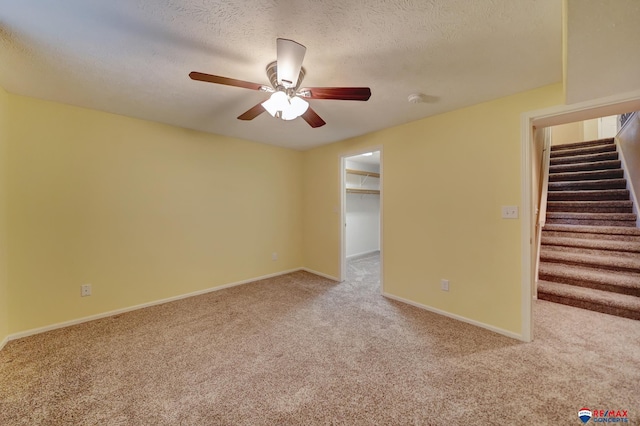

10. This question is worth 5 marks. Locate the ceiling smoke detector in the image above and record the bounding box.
[408,93,426,104]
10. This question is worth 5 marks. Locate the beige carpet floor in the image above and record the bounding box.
[1,253,639,425]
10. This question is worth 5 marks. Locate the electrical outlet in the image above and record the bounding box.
[272,252,278,261]
[501,206,519,219]
[81,284,92,297]
[440,279,449,292]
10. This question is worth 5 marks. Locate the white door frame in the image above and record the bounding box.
[520,89,640,342]
[340,146,383,294]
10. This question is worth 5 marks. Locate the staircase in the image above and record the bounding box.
[537,137,640,320]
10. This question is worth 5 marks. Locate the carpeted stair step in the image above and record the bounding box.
[545,211,637,227]
[550,151,618,166]
[548,178,627,191]
[547,218,636,228]
[537,280,640,320]
[541,235,640,253]
[547,188,629,201]
[538,262,640,296]
[550,138,613,151]
[545,218,636,227]
[549,160,621,174]
[542,244,640,260]
[542,224,640,242]
[546,200,633,213]
[549,143,616,159]
[548,169,623,182]
[539,250,640,273]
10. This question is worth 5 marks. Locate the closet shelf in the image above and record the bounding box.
[346,188,380,195]
[346,169,380,178]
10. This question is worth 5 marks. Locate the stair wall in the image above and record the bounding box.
[617,112,640,227]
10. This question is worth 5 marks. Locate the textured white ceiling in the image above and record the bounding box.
[0,0,562,150]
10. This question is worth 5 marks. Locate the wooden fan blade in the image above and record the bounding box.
[189,71,265,91]
[300,87,371,101]
[300,107,326,128]
[276,38,306,88]
[237,102,267,120]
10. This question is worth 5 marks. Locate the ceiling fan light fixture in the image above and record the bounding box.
[190,38,370,128]
[262,91,309,121]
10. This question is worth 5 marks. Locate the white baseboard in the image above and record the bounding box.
[346,249,380,260]
[0,335,8,352]
[300,268,340,282]
[6,268,302,343]
[382,292,525,341]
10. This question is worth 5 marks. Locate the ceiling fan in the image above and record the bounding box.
[189,38,371,128]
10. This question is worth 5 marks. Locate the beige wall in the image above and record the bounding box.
[0,86,9,346]
[6,94,303,334]
[583,119,599,141]
[566,0,640,104]
[303,84,563,335]
[551,118,600,145]
[551,121,583,145]
[2,84,563,340]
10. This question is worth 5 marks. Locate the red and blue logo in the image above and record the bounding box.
[578,408,592,424]
[578,407,629,423]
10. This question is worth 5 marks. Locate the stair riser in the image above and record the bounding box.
[550,152,618,165]
[550,138,614,151]
[545,218,637,227]
[547,190,630,201]
[542,224,640,235]
[548,199,632,207]
[537,293,640,320]
[549,169,624,182]
[538,270,640,296]
[551,140,614,151]
[546,200,633,212]
[549,160,621,174]
[546,212,636,221]
[541,230,640,242]
[546,206,633,213]
[540,256,640,273]
[550,144,616,159]
[541,237,640,253]
[542,244,640,259]
[548,179,627,191]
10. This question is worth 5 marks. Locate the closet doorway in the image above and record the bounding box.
[341,149,382,292]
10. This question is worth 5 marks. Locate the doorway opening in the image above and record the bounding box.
[522,91,640,342]
[532,112,640,322]
[341,149,382,292]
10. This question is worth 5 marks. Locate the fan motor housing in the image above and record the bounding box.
[266,61,306,91]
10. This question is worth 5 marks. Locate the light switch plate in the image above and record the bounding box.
[501,206,519,219]
[440,279,449,291]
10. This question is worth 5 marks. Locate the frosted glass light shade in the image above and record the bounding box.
[262,91,287,117]
[262,91,309,120]
[281,96,309,120]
